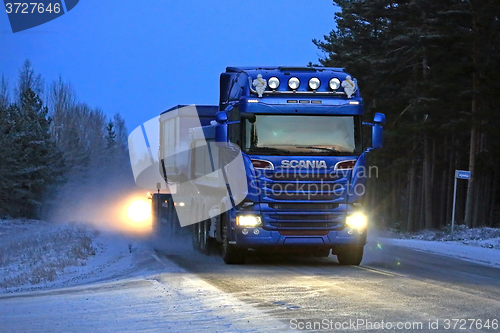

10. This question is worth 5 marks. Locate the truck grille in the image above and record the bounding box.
[270,222,342,228]
[264,211,344,230]
[269,203,339,210]
[259,170,347,230]
[264,171,342,182]
[261,180,346,202]
[272,214,335,221]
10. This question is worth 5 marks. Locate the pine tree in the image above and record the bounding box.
[0,62,64,217]
[314,0,500,229]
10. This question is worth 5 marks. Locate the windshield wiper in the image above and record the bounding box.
[295,146,340,153]
[248,146,291,154]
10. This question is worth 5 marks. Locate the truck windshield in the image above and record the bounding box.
[244,115,361,155]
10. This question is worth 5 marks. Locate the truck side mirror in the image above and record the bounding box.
[215,111,228,124]
[215,111,228,145]
[372,113,385,149]
[374,112,386,124]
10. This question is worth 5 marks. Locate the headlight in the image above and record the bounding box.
[329,78,341,90]
[288,77,300,90]
[345,213,368,230]
[308,77,321,90]
[236,215,262,227]
[268,77,280,90]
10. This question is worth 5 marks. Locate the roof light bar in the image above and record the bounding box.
[288,77,300,90]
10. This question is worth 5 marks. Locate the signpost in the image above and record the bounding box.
[451,170,471,237]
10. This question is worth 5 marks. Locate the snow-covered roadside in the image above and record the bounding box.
[0,219,96,292]
[379,238,500,268]
[376,225,500,268]
[386,225,500,249]
[0,219,139,294]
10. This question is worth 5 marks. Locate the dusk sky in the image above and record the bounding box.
[1,1,338,132]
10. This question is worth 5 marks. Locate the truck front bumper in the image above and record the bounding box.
[231,227,367,249]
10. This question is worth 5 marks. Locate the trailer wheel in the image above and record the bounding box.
[151,194,162,237]
[190,224,199,251]
[221,214,245,264]
[199,220,215,255]
[336,246,364,265]
[167,198,176,235]
[151,194,170,239]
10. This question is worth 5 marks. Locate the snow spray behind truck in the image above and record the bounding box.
[130,66,385,265]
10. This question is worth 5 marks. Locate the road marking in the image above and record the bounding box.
[355,265,406,277]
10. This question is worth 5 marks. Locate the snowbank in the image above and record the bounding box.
[0,219,97,291]
[0,219,136,294]
[380,238,500,268]
[386,225,500,249]
[379,225,500,268]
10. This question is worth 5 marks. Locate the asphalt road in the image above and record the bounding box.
[163,240,500,332]
[1,237,499,332]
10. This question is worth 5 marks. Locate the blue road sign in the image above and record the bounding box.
[456,170,471,180]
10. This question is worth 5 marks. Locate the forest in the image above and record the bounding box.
[0,60,130,219]
[3,0,499,231]
[314,0,500,230]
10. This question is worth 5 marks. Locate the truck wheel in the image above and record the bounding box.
[221,215,245,264]
[199,220,215,255]
[198,221,206,253]
[151,194,161,237]
[167,199,175,235]
[152,194,169,239]
[191,223,200,250]
[336,246,364,265]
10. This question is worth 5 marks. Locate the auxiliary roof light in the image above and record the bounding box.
[329,78,341,90]
[288,77,300,90]
[308,77,321,90]
[268,77,280,90]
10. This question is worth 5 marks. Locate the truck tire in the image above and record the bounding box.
[199,220,215,255]
[152,193,169,239]
[191,223,200,250]
[191,202,201,251]
[221,214,245,264]
[336,246,364,265]
[151,194,162,237]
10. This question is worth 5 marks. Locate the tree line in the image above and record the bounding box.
[314,0,500,230]
[0,60,130,219]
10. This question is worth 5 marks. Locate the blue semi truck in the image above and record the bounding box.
[151,66,385,265]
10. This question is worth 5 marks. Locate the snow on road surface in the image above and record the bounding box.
[0,220,287,332]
